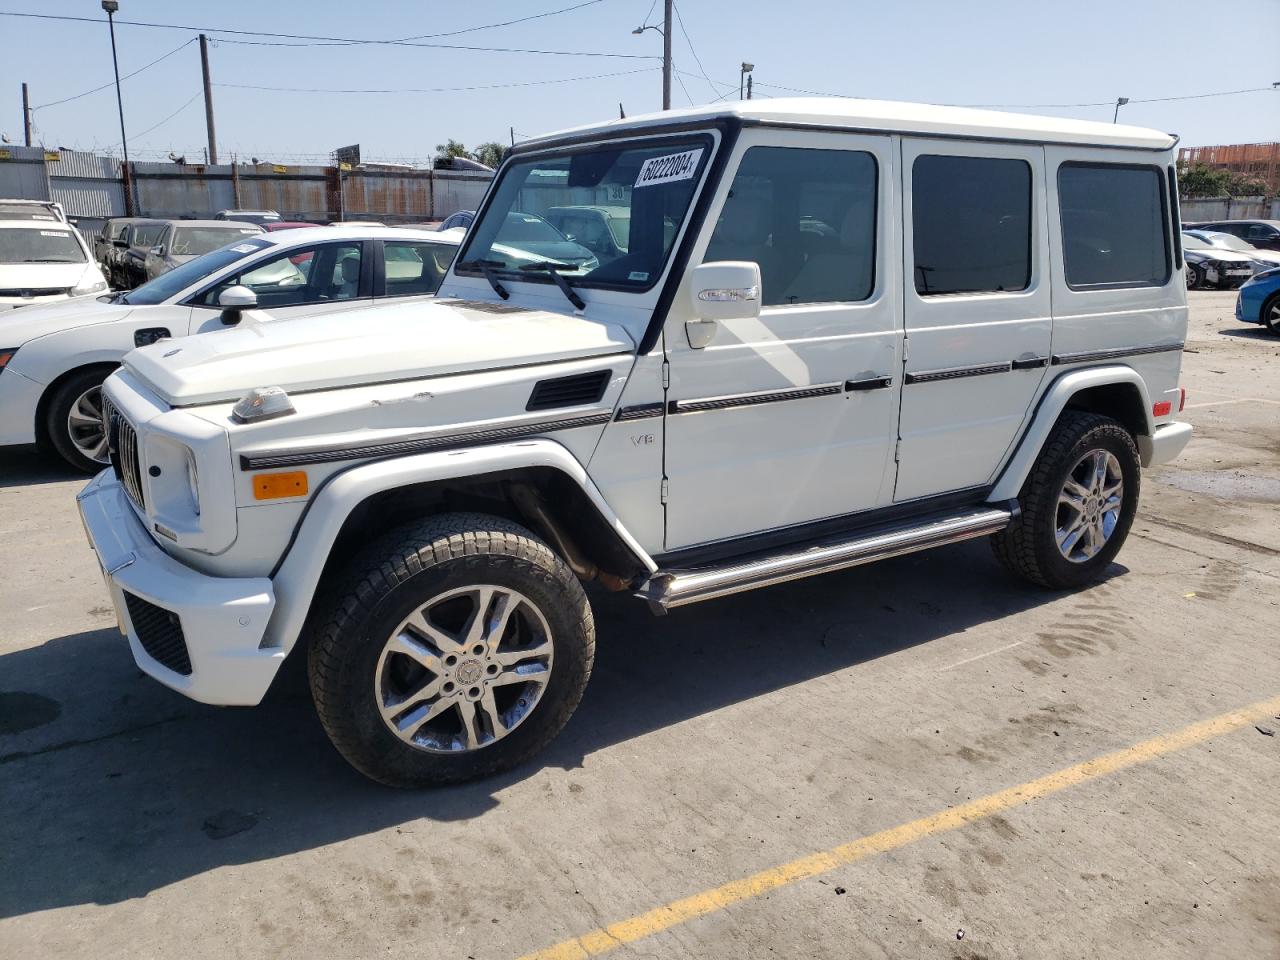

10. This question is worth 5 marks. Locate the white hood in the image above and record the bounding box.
[125,297,635,405]
[0,294,132,345]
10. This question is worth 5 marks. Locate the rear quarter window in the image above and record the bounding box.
[1058,163,1170,289]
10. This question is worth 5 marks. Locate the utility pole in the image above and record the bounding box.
[199,34,218,164]
[662,0,672,111]
[746,74,753,100]
[21,82,32,146]
[101,0,133,215]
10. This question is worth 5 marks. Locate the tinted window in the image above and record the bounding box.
[193,242,363,308]
[705,146,877,306]
[383,239,454,297]
[1167,165,1182,268]
[1059,164,1169,288]
[912,155,1031,296]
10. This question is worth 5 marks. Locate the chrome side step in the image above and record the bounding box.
[636,503,1016,611]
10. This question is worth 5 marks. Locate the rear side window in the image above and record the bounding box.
[705,146,878,306]
[911,155,1032,296]
[1167,166,1182,269]
[1058,163,1170,288]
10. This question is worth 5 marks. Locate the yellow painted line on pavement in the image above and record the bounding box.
[519,694,1280,960]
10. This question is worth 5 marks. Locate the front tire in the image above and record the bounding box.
[991,411,1140,590]
[1185,263,1204,290]
[307,512,595,788]
[46,368,114,473]
[1262,293,1280,336]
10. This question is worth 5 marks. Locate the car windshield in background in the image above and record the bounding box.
[0,202,61,222]
[121,236,271,304]
[458,135,712,290]
[0,228,85,263]
[170,227,262,257]
[1205,234,1259,253]
[1182,233,1213,250]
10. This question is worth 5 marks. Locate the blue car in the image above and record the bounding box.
[1236,267,1280,335]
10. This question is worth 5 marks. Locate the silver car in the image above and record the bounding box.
[142,220,264,283]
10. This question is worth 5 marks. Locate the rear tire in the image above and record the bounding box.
[991,411,1140,590]
[306,512,594,788]
[1262,293,1280,336]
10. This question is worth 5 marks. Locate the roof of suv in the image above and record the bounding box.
[254,225,462,246]
[521,97,1177,151]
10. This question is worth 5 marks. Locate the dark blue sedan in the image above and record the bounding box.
[1236,267,1280,335]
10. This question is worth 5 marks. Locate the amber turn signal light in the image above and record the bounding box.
[252,471,308,500]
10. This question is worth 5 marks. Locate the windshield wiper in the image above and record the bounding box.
[22,257,78,263]
[456,259,510,300]
[519,261,586,310]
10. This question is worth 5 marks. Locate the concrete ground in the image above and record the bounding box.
[1,290,1277,959]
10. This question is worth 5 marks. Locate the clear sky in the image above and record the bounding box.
[1,0,1276,164]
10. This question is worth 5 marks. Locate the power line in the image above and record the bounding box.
[213,66,659,96]
[32,37,197,110]
[671,2,728,100]
[0,9,651,58]
[105,91,204,150]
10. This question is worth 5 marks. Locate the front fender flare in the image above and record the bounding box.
[989,365,1154,502]
[263,438,655,652]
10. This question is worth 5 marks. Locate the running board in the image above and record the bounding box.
[636,503,1017,611]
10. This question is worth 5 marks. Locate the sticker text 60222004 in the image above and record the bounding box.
[634,148,704,188]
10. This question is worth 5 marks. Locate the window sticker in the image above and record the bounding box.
[628,270,649,281]
[634,148,703,188]
[239,229,259,234]
[229,243,259,253]
[40,230,68,237]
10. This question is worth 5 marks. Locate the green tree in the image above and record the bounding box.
[1176,163,1232,198]
[473,142,507,169]
[1226,172,1268,197]
[434,139,472,160]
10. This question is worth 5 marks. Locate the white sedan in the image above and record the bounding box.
[0,225,460,471]
[0,219,109,311]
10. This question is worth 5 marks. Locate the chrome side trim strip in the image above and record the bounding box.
[615,402,665,422]
[904,362,1011,385]
[636,504,1015,610]
[1051,342,1184,365]
[239,412,614,471]
[669,382,842,415]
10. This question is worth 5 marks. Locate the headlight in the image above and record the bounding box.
[184,447,201,516]
[73,277,109,296]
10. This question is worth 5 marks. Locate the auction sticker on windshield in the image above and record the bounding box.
[635,148,703,188]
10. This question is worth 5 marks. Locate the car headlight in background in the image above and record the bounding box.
[72,277,109,296]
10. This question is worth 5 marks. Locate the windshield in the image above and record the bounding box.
[0,202,61,222]
[1206,233,1255,252]
[170,226,262,256]
[1182,233,1212,250]
[458,135,712,290]
[0,228,85,263]
[121,236,271,304]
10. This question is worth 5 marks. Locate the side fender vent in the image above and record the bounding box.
[526,370,612,411]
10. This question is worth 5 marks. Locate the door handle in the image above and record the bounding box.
[844,376,894,391]
[1011,355,1049,370]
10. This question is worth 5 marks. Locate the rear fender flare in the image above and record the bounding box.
[990,366,1154,502]
[263,439,655,652]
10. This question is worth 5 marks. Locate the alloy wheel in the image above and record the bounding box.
[66,385,110,464]
[1055,449,1124,564]
[374,584,554,753]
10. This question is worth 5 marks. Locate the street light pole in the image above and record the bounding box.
[1113,96,1130,124]
[739,62,754,101]
[102,0,133,214]
[632,0,672,111]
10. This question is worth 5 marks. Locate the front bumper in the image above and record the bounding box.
[77,470,282,706]
[0,367,42,446]
[1138,420,1193,468]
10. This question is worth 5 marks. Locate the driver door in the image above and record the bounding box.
[186,239,373,333]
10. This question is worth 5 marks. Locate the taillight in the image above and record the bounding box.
[1153,401,1172,417]
[0,348,17,372]
[1178,387,1187,413]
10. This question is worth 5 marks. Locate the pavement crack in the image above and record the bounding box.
[0,713,189,765]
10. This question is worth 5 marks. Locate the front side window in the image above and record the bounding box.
[704,146,878,306]
[1247,224,1277,240]
[0,228,86,263]
[383,239,454,297]
[1059,163,1170,288]
[458,135,711,290]
[131,224,165,249]
[912,155,1032,296]
[193,241,364,308]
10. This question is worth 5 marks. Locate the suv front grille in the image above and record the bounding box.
[102,394,145,509]
[122,592,192,676]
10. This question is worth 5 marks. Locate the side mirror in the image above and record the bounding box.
[687,261,761,348]
[150,245,165,257]
[218,284,257,324]
[113,239,128,248]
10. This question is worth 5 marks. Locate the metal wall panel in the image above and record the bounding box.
[132,163,236,219]
[431,171,492,219]
[0,145,51,200]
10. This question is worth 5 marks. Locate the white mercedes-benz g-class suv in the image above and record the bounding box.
[78,99,1193,787]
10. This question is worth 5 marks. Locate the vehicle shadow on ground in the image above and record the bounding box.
[0,445,88,489]
[0,540,1125,918]
[1217,327,1276,342]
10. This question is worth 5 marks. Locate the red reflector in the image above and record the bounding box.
[1153,400,1172,417]
[1178,387,1187,413]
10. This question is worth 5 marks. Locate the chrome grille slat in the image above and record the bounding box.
[103,394,145,510]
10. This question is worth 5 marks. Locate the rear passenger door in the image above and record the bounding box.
[895,140,1051,503]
